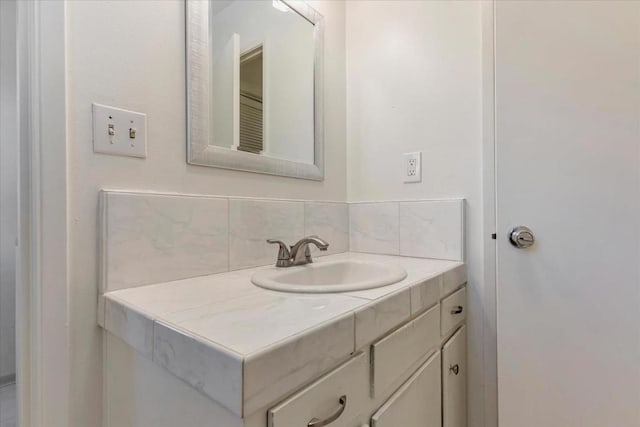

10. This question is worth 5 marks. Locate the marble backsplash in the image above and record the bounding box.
[99,190,463,293]
[350,199,465,261]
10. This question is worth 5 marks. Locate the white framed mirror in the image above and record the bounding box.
[186,0,324,180]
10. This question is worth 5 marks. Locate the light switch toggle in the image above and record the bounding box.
[92,103,147,158]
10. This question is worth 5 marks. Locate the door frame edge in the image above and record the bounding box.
[481,1,498,426]
[16,1,70,426]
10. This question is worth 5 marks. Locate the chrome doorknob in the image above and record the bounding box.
[509,226,535,249]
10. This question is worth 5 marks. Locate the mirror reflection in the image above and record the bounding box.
[210,0,316,164]
[239,45,263,154]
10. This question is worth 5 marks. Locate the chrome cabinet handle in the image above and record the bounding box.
[451,305,463,315]
[450,364,460,375]
[308,395,347,427]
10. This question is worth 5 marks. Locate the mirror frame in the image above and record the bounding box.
[186,0,325,181]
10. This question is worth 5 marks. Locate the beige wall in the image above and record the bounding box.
[346,1,487,426]
[66,1,346,425]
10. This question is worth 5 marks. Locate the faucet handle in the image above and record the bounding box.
[267,239,291,267]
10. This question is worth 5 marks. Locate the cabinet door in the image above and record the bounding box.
[371,304,440,396]
[442,325,466,427]
[268,353,368,427]
[371,351,441,427]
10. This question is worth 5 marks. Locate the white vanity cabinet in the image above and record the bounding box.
[265,286,467,427]
[100,256,467,427]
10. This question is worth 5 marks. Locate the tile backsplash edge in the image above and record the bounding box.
[99,188,347,204]
[98,190,108,294]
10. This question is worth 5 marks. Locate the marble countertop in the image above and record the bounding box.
[99,252,466,418]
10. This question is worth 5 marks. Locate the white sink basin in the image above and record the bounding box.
[251,260,408,293]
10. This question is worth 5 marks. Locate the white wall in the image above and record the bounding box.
[346,1,487,426]
[65,1,346,425]
[0,0,17,383]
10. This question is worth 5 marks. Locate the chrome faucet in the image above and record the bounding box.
[267,236,329,267]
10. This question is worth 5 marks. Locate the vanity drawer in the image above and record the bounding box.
[371,304,440,396]
[441,286,466,336]
[268,352,368,427]
[371,351,442,427]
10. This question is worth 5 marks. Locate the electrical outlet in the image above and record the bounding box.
[92,103,147,158]
[404,152,422,183]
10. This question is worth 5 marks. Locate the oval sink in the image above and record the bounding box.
[251,260,408,293]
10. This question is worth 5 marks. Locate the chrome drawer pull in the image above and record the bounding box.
[451,305,463,315]
[450,364,460,375]
[308,395,347,427]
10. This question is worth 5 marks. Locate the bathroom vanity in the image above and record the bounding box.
[99,253,467,427]
[132,2,472,421]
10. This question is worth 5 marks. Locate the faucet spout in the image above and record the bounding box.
[267,236,330,267]
[290,236,329,266]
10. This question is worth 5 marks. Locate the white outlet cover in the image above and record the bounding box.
[403,151,422,183]
[92,103,147,158]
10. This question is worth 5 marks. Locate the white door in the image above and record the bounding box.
[495,2,640,426]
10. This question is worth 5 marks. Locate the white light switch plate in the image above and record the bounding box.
[403,151,422,183]
[92,103,147,158]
